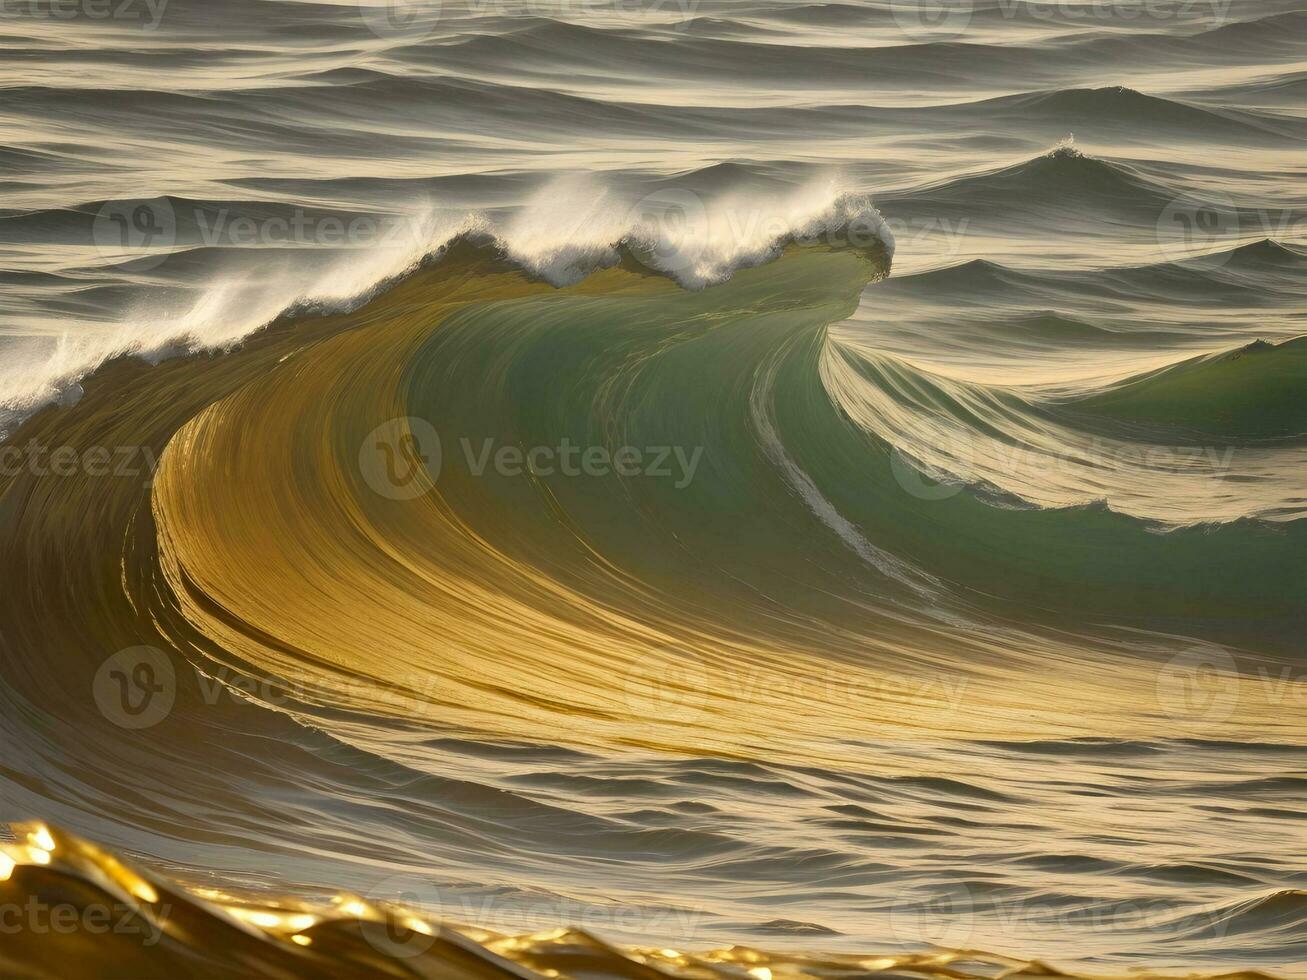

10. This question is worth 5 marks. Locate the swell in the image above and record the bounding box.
[14,77,1301,146]
[17,821,1289,980]
[2,240,1304,974]
[403,13,1307,86]
[142,237,984,765]
[822,328,1307,521]
[877,239,1307,306]
[884,146,1195,223]
[1074,336,1307,440]
[1,239,1295,777]
[832,233,1307,530]
[24,6,1298,109]
[4,5,1307,975]
[10,124,1302,437]
[3,143,1290,428]
[0,180,891,425]
[146,230,1300,764]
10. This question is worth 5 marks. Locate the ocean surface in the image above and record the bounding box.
[1,1,1305,977]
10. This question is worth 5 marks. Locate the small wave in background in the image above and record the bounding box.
[0,1,1305,978]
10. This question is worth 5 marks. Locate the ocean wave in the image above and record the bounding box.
[18,820,1294,980]
[1,230,1302,964]
[1073,337,1307,440]
[888,146,1182,221]
[875,241,1306,321]
[0,177,892,424]
[4,241,1298,774]
[3,4,1306,974]
[1156,888,1307,944]
[966,86,1306,142]
[823,328,1307,523]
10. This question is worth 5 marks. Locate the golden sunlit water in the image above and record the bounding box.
[0,1,1304,978]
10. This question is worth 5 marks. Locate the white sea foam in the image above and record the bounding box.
[0,177,892,432]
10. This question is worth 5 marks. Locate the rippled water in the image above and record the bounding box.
[0,1,1304,977]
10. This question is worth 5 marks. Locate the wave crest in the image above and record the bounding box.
[0,174,891,427]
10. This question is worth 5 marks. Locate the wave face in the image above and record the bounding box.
[1,1,1306,978]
